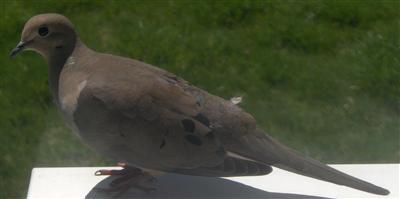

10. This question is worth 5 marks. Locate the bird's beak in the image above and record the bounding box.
[10,41,26,58]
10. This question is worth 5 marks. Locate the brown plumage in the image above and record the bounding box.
[11,13,389,195]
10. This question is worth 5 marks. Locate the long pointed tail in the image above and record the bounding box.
[243,134,390,195]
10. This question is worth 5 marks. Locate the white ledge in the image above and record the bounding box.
[27,164,399,199]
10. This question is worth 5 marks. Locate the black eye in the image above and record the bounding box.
[38,26,49,37]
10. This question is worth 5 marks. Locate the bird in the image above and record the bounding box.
[11,13,389,196]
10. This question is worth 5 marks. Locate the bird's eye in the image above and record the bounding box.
[38,26,49,37]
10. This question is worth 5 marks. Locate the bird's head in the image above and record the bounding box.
[10,13,77,60]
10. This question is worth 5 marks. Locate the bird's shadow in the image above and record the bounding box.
[85,173,333,199]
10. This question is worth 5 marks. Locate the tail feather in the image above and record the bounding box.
[238,134,390,195]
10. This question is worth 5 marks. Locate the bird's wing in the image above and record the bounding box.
[77,64,271,176]
[144,67,390,195]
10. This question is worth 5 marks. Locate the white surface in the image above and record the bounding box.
[27,164,399,199]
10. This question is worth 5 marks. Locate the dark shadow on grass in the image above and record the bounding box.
[85,173,333,199]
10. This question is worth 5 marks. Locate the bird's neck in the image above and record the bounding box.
[47,38,90,105]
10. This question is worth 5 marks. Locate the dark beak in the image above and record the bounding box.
[10,41,26,58]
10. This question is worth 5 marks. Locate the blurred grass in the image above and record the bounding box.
[0,0,399,198]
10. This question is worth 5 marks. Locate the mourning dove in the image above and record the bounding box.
[11,13,389,195]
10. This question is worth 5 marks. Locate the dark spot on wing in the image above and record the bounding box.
[193,113,210,127]
[206,131,215,139]
[181,119,195,133]
[185,135,202,146]
[160,138,166,149]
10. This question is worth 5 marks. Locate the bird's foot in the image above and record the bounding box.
[94,163,157,195]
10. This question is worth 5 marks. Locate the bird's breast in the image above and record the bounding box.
[57,67,90,133]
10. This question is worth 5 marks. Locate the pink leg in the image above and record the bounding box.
[94,163,157,195]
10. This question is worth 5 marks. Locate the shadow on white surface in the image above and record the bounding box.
[85,173,332,199]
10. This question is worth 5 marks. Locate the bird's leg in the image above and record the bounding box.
[94,163,157,195]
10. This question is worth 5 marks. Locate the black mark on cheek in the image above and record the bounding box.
[185,135,202,146]
[55,45,63,49]
[181,119,195,133]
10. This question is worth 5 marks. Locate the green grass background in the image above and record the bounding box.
[0,0,399,198]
